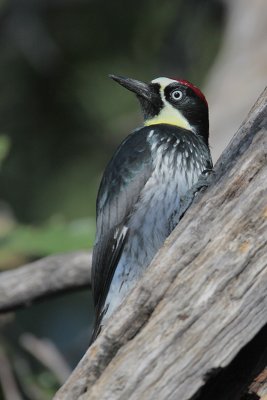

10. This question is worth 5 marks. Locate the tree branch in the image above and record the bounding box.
[54,87,267,400]
[0,252,91,313]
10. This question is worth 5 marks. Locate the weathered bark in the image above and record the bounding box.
[54,87,267,400]
[0,252,91,312]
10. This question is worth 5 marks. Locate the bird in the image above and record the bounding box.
[90,75,212,342]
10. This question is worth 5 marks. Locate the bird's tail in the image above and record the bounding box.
[89,306,104,345]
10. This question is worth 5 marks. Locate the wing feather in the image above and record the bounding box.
[91,128,153,331]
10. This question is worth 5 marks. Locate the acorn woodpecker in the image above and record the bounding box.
[91,75,212,342]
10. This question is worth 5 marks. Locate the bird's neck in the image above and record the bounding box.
[144,104,209,147]
[144,104,191,131]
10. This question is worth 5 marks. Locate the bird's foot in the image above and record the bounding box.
[169,169,214,230]
[192,168,214,195]
[181,168,214,212]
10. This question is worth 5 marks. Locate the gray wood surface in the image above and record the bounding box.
[0,252,91,312]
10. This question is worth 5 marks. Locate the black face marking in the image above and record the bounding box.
[164,82,209,145]
[137,83,163,120]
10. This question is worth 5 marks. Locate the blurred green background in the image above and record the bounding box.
[0,0,225,398]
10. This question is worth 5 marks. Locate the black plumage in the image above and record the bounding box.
[91,122,212,342]
[90,75,212,342]
[92,128,152,339]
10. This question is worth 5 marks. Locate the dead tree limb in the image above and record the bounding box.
[54,87,267,400]
[0,252,91,312]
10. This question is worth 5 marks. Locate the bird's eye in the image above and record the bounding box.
[170,90,183,101]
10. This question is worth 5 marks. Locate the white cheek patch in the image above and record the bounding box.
[145,77,192,131]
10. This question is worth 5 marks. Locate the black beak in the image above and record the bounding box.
[109,74,158,104]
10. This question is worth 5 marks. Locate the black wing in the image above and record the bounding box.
[91,128,153,337]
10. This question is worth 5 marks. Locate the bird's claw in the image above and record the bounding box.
[192,168,214,196]
[169,168,214,230]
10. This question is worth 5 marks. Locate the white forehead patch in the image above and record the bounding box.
[151,77,177,88]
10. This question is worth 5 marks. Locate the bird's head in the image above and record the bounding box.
[110,75,209,145]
